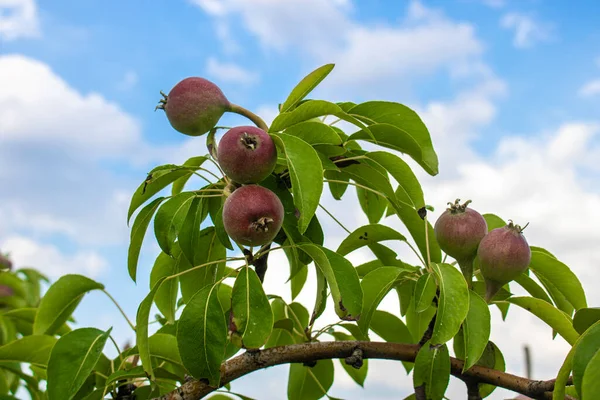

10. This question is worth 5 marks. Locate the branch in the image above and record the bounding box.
[154,341,571,400]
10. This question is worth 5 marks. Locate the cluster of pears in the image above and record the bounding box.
[434,199,531,302]
[158,77,284,248]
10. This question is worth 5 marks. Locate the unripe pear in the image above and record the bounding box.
[478,221,531,302]
[434,199,487,286]
[157,77,230,136]
[217,126,277,184]
[222,185,284,247]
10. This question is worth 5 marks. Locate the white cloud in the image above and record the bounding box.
[2,236,107,278]
[578,79,600,97]
[0,0,40,41]
[500,12,553,48]
[480,0,505,8]
[206,57,259,85]
[596,56,600,68]
[116,70,139,91]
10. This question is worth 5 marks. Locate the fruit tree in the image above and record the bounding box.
[0,64,598,400]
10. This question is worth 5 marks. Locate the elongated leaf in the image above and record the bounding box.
[150,252,179,323]
[299,244,362,320]
[478,341,505,398]
[553,344,576,400]
[283,122,342,146]
[291,263,308,300]
[171,156,208,195]
[231,267,273,349]
[574,308,600,334]
[514,273,552,305]
[337,224,406,256]
[280,64,335,112]
[178,196,205,264]
[47,328,111,400]
[324,170,349,200]
[177,284,227,386]
[461,291,491,372]
[572,322,600,397]
[34,275,103,335]
[213,203,234,250]
[406,299,436,343]
[273,134,323,233]
[287,359,334,400]
[529,250,587,310]
[357,187,387,224]
[413,273,437,313]
[413,341,450,400]
[154,192,196,255]
[358,267,405,335]
[582,350,600,400]
[430,263,469,345]
[271,100,372,139]
[128,165,191,223]
[128,197,165,281]
[506,297,579,345]
[309,267,328,326]
[370,310,414,373]
[136,277,167,380]
[0,335,56,366]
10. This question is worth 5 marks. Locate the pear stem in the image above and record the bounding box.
[484,280,504,303]
[456,258,474,289]
[229,103,269,131]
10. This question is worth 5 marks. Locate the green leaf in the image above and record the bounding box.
[171,156,208,195]
[413,273,437,313]
[299,244,362,320]
[273,134,323,234]
[280,64,335,112]
[347,101,438,175]
[34,275,103,335]
[287,359,334,400]
[231,267,274,349]
[370,310,414,373]
[128,165,191,223]
[397,280,416,317]
[529,250,587,310]
[358,267,405,335]
[154,192,196,255]
[482,213,505,231]
[430,263,469,345]
[365,151,425,209]
[0,336,56,366]
[357,186,387,224]
[324,170,349,200]
[291,263,308,301]
[514,273,553,305]
[553,343,576,400]
[574,308,600,334]
[309,266,327,326]
[283,121,342,146]
[406,300,436,344]
[506,297,579,345]
[271,100,372,139]
[213,203,234,250]
[461,291,491,372]
[477,341,505,398]
[582,350,600,399]
[136,277,168,380]
[339,358,367,388]
[150,252,179,323]
[128,197,165,281]
[177,284,227,386]
[178,196,206,264]
[413,342,450,400]
[47,327,111,400]
[337,224,406,256]
[572,322,600,397]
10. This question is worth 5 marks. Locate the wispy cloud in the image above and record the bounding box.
[116,70,139,91]
[500,12,553,48]
[205,57,259,85]
[0,0,40,40]
[579,79,600,97]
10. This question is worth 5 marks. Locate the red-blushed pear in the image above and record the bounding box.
[434,199,487,286]
[217,126,277,184]
[157,77,230,136]
[222,185,284,247]
[478,221,531,302]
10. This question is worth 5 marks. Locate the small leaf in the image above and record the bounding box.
[299,244,362,320]
[150,252,179,323]
[358,267,405,335]
[309,266,327,326]
[47,327,111,400]
[34,275,104,335]
[477,341,505,398]
[128,197,165,281]
[171,156,208,195]
[574,308,600,334]
[461,291,491,372]
[357,186,387,224]
[339,358,368,388]
[430,263,470,345]
[0,335,56,366]
[291,263,308,301]
[178,196,206,265]
[154,192,195,255]
[273,134,323,234]
[370,310,414,373]
[337,224,406,256]
[582,349,600,400]
[136,277,168,380]
[280,64,335,112]
[413,341,450,400]
[324,170,349,200]
[287,359,334,400]
[572,321,600,397]
[406,299,436,343]
[231,267,274,349]
[397,280,416,317]
[482,213,505,231]
[506,297,579,345]
[213,203,234,250]
[177,284,227,386]
[413,273,437,313]
[128,165,191,223]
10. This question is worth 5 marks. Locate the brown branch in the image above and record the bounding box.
[154,341,571,400]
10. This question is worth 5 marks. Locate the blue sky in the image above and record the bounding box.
[2,0,600,398]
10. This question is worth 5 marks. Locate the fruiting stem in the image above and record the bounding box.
[424,215,432,271]
[456,258,474,288]
[229,103,269,131]
[102,290,136,332]
[484,280,503,303]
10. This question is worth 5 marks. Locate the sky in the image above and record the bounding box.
[1,0,600,398]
